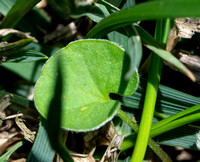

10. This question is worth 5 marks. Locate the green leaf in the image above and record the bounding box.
[87,0,200,38]
[6,50,48,63]
[0,141,24,161]
[0,0,41,28]
[46,58,73,161]
[70,3,109,23]
[0,0,15,16]
[0,38,34,57]
[133,24,195,81]
[1,43,60,83]
[108,26,142,80]
[34,39,139,131]
[0,0,53,40]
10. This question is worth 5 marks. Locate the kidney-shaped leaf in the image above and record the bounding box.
[34,39,139,131]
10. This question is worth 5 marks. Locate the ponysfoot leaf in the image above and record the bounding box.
[34,39,139,131]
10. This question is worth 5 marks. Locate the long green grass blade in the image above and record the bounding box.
[122,79,200,114]
[121,106,200,152]
[152,104,200,132]
[151,106,200,138]
[0,38,34,56]
[0,0,15,16]
[0,0,41,28]
[154,125,198,150]
[120,79,200,151]
[86,0,197,81]
[104,0,122,7]
[135,25,195,81]
[1,61,43,83]
[0,0,53,39]
[6,50,48,63]
[27,118,55,162]
[131,20,167,162]
[0,90,37,115]
[87,0,200,38]
[70,3,109,23]
[0,141,24,161]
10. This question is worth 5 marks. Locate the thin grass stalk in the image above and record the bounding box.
[120,104,200,153]
[131,19,170,161]
[151,110,200,138]
[152,104,200,131]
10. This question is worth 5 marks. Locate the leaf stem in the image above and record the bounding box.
[118,109,172,162]
[148,138,172,162]
[117,109,138,132]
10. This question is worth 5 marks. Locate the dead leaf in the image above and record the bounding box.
[66,122,115,155]
[0,29,37,42]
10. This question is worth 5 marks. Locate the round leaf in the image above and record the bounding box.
[34,39,139,131]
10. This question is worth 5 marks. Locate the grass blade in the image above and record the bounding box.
[130,24,195,81]
[122,79,200,114]
[87,0,197,81]
[120,79,200,151]
[27,118,55,162]
[151,105,200,138]
[0,0,15,16]
[118,109,172,162]
[0,0,41,28]
[152,104,200,132]
[0,141,24,161]
[0,38,34,57]
[131,20,167,162]
[6,50,48,63]
[107,26,142,80]
[87,0,200,38]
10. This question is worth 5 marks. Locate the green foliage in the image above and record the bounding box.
[0,141,24,161]
[46,58,73,161]
[35,39,139,131]
[107,27,142,80]
[0,38,34,56]
[5,50,48,63]
[27,118,55,162]
[1,0,200,161]
[87,0,200,38]
[0,0,41,28]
